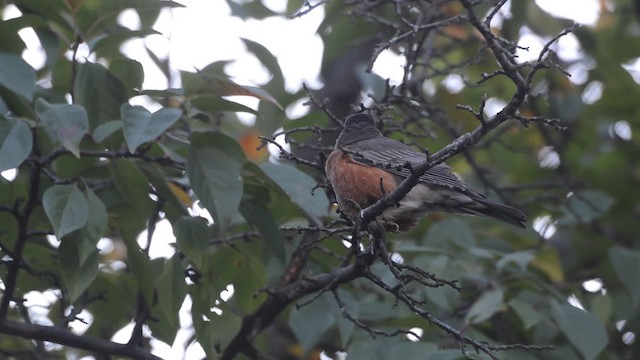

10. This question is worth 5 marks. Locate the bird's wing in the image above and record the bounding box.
[346,137,477,194]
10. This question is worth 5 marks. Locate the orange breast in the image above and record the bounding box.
[325,150,398,218]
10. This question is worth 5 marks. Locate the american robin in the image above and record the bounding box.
[325,113,527,231]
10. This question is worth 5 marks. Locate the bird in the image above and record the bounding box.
[324,112,527,231]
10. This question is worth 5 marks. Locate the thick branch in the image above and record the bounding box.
[221,232,374,360]
[0,319,160,360]
[0,159,41,318]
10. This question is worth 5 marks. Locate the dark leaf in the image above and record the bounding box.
[609,247,640,307]
[552,302,608,360]
[59,241,99,303]
[239,185,285,262]
[0,52,35,100]
[173,216,211,270]
[154,254,186,343]
[260,162,330,221]
[42,184,89,239]
[184,73,282,109]
[465,289,504,324]
[187,132,245,233]
[92,120,122,144]
[190,96,258,114]
[0,115,32,171]
[424,217,475,248]
[191,285,241,359]
[121,232,155,307]
[508,298,543,329]
[121,103,181,153]
[561,190,614,224]
[110,159,154,215]
[89,29,159,56]
[241,38,285,92]
[109,58,145,93]
[36,99,89,157]
[74,62,127,130]
[64,188,108,266]
[289,293,336,352]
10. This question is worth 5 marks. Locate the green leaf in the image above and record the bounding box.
[147,307,180,346]
[496,251,535,271]
[109,58,145,93]
[609,247,640,307]
[228,251,267,314]
[137,163,190,218]
[346,337,402,360]
[226,0,277,19]
[173,216,211,270]
[74,62,127,130]
[187,132,245,233]
[0,53,36,100]
[52,185,108,302]
[425,349,470,360]
[562,190,614,224]
[92,120,122,144]
[510,0,529,25]
[242,162,301,222]
[155,254,186,341]
[0,19,27,54]
[552,302,608,360]
[184,72,282,109]
[239,183,285,262]
[0,115,32,171]
[0,96,8,114]
[191,285,241,359]
[82,187,109,238]
[110,159,153,215]
[357,69,387,98]
[387,343,460,360]
[121,104,182,153]
[90,30,159,56]
[139,88,184,97]
[260,163,330,220]
[42,184,90,239]
[35,28,61,70]
[65,188,108,266]
[241,38,285,92]
[289,293,336,352]
[531,247,564,282]
[591,294,612,325]
[424,217,475,248]
[59,240,99,303]
[190,96,258,114]
[36,99,89,157]
[508,298,543,329]
[465,289,504,324]
[81,275,136,338]
[122,232,155,307]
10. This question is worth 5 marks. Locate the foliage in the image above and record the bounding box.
[0,0,639,360]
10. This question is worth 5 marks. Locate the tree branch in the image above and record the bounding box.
[221,228,375,360]
[0,319,161,360]
[0,142,42,319]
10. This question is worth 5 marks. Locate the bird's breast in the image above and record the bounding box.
[325,150,398,218]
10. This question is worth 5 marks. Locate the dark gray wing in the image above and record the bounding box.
[345,136,527,228]
[347,137,476,194]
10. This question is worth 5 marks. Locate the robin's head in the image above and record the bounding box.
[335,113,382,147]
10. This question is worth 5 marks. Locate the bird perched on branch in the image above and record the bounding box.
[325,113,527,231]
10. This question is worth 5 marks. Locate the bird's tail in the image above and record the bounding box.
[461,197,527,229]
